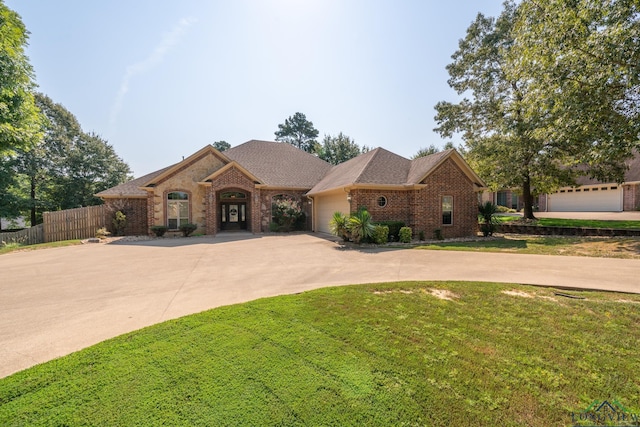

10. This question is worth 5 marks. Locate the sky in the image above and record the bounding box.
[6,0,506,177]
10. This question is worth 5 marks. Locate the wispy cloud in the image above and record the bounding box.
[109,17,196,128]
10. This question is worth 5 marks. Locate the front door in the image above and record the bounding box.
[221,203,247,230]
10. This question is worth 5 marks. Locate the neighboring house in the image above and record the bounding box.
[482,153,640,212]
[97,140,486,238]
[540,154,640,212]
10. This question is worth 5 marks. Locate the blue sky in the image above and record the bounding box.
[6,0,505,176]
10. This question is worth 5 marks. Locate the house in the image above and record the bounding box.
[97,140,486,239]
[539,154,640,212]
[482,153,640,212]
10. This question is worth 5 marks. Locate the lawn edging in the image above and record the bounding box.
[497,223,640,236]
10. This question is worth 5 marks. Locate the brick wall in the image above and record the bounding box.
[414,158,477,239]
[623,183,640,211]
[351,158,478,239]
[103,198,148,235]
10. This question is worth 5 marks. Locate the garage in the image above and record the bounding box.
[547,184,623,212]
[313,190,350,234]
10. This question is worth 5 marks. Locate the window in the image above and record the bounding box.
[221,191,246,199]
[442,196,453,225]
[167,191,189,229]
[496,191,507,207]
[377,196,387,208]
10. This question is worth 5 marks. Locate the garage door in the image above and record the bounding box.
[548,185,623,212]
[315,191,350,234]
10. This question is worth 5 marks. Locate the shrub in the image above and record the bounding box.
[150,225,168,237]
[112,211,127,236]
[348,208,375,244]
[399,226,412,243]
[418,230,426,241]
[433,229,443,240]
[374,221,405,242]
[478,202,499,237]
[372,225,389,244]
[96,227,111,239]
[269,222,280,232]
[179,223,198,237]
[272,196,304,232]
[329,212,349,241]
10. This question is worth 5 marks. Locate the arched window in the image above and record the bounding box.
[167,191,189,229]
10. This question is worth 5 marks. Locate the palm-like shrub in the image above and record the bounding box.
[478,201,498,236]
[329,212,349,241]
[347,208,375,244]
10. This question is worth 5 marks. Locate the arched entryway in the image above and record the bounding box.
[219,190,249,231]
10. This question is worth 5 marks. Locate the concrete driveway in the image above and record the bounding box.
[1,232,639,378]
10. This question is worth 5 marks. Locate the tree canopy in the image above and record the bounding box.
[274,112,319,153]
[0,1,41,154]
[412,142,456,159]
[434,0,640,219]
[212,140,230,152]
[317,133,369,165]
[2,93,131,225]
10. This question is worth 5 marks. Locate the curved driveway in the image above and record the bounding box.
[1,233,639,378]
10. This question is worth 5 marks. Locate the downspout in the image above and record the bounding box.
[307,195,314,232]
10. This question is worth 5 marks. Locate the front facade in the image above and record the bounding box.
[98,140,485,239]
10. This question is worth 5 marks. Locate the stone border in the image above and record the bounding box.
[498,224,640,237]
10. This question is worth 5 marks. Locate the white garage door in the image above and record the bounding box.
[548,185,623,212]
[315,191,350,234]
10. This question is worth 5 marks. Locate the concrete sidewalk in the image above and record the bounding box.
[1,233,639,378]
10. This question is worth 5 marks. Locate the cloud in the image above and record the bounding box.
[109,17,196,128]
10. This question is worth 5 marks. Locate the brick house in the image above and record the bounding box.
[97,140,486,239]
[481,153,640,212]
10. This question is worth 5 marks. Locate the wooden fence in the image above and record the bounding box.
[0,224,44,245]
[43,205,108,243]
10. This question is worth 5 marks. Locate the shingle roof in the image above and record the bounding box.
[307,148,483,195]
[574,152,640,185]
[225,140,332,188]
[95,165,175,197]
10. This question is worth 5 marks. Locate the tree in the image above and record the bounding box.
[52,132,132,209]
[212,140,230,152]
[435,1,640,220]
[434,2,570,219]
[8,93,131,224]
[274,112,319,153]
[513,0,640,182]
[0,2,42,154]
[412,142,455,159]
[317,133,368,165]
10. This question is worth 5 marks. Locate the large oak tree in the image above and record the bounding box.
[0,1,41,154]
[435,0,640,219]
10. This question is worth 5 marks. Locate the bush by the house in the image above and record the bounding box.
[496,205,516,213]
[329,212,350,241]
[478,202,499,237]
[374,221,405,242]
[112,211,127,236]
[272,196,304,232]
[399,226,412,243]
[371,225,389,244]
[347,208,375,244]
[179,223,198,237]
[150,225,168,237]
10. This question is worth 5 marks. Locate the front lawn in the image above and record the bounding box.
[1,281,639,426]
[416,236,640,259]
[0,240,82,255]
[496,216,640,229]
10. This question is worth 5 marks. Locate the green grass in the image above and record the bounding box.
[416,236,640,258]
[0,240,83,255]
[1,281,639,426]
[496,216,640,229]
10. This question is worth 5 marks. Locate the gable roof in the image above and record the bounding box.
[224,140,332,188]
[95,165,175,198]
[307,148,485,195]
